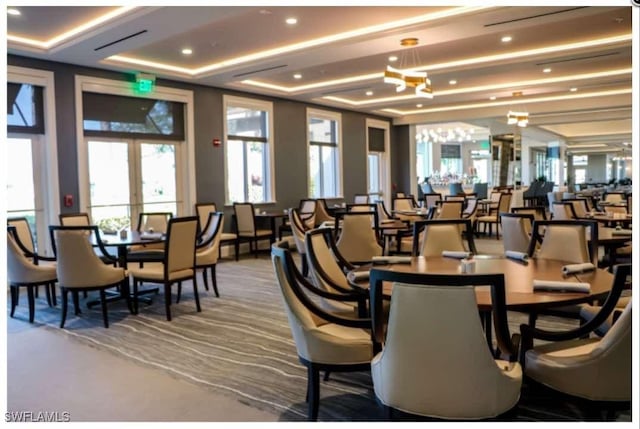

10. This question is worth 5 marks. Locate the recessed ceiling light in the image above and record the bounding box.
[286,17,297,25]
[490,96,496,100]
[365,91,373,96]
[543,68,552,73]
[7,8,21,16]
[449,79,457,85]
[501,36,512,43]
[416,104,423,108]
[388,55,398,62]
[570,87,578,92]
[293,73,302,79]
[181,48,193,55]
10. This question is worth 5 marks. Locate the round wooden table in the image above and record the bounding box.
[348,255,613,312]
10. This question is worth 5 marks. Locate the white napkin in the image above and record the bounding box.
[505,250,529,261]
[533,280,590,293]
[442,250,472,259]
[612,229,632,236]
[371,256,413,264]
[140,232,163,240]
[321,221,335,228]
[561,263,595,275]
[351,271,370,281]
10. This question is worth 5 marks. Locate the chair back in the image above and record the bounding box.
[7,217,35,254]
[299,199,317,215]
[195,202,217,233]
[500,213,534,253]
[551,202,576,220]
[369,269,520,419]
[528,219,597,264]
[354,194,369,204]
[604,192,624,204]
[347,203,376,213]
[289,208,309,255]
[462,197,478,219]
[137,212,172,233]
[496,193,512,216]
[448,182,464,196]
[472,182,488,200]
[563,198,589,218]
[314,199,335,225]
[164,217,198,275]
[59,212,91,226]
[233,203,257,235]
[511,206,547,222]
[335,212,382,264]
[197,212,224,263]
[423,193,442,209]
[6,228,53,284]
[50,225,115,287]
[412,219,476,256]
[305,228,354,296]
[392,197,416,212]
[603,205,627,215]
[375,200,392,221]
[436,201,463,219]
[420,181,435,195]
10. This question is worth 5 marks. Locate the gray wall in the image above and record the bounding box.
[391,125,411,196]
[586,154,607,183]
[8,55,391,228]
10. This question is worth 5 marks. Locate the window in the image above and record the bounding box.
[7,83,44,134]
[307,109,342,198]
[440,144,462,178]
[224,96,274,203]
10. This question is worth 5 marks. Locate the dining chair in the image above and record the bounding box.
[511,206,547,222]
[411,219,477,257]
[127,212,173,267]
[59,212,91,226]
[435,200,463,220]
[392,196,417,212]
[7,227,58,323]
[288,208,312,277]
[271,241,372,421]
[7,217,56,266]
[314,198,336,227]
[422,193,442,210]
[528,219,598,265]
[305,228,368,317]
[603,192,625,204]
[499,213,535,254]
[354,194,369,204]
[368,269,521,419]
[562,198,590,218]
[195,202,238,259]
[194,211,224,297]
[335,211,383,264]
[519,264,631,417]
[551,201,578,220]
[49,225,128,328]
[129,216,200,321]
[472,182,488,200]
[233,202,273,259]
[474,192,512,239]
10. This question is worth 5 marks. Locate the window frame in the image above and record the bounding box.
[223,95,275,205]
[306,108,343,199]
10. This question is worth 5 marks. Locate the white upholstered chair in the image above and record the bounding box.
[313,199,336,227]
[368,269,521,419]
[527,219,597,264]
[520,264,631,408]
[7,227,58,323]
[423,193,442,210]
[335,212,383,264]
[195,202,238,260]
[59,212,91,226]
[233,202,273,259]
[288,208,311,276]
[128,217,200,321]
[195,211,224,297]
[500,213,534,254]
[7,217,56,266]
[551,202,577,220]
[49,225,127,328]
[271,241,372,421]
[475,192,512,239]
[354,194,369,204]
[127,212,173,267]
[435,200,463,219]
[411,219,477,257]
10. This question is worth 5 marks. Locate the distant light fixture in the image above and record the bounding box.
[181,48,193,55]
[622,141,630,146]
[293,73,302,79]
[365,90,373,96]
[388,55,398,62]
[416,103,423,108]
[570,87,578,92]
[507,111,529,127]
[449,79,457,85]
[286,17,297,25]
[7,8,21,16]
[383,38,433,99]
[543,68,552,73]
[490,96,496,100]
[501,36,512,43]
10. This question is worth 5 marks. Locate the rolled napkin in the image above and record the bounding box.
[371,256,413,264]
[612,229,632,236]
[505,250,529,261]
[140,232,163,240]
[351,270,370,281]
[442,250,472,259]
[320,221,335,228]
[533,280,590,293]
[561,262,596,275]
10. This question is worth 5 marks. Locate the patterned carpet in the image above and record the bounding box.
[7,252,631,422]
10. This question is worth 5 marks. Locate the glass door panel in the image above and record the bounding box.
[7,137,39,241]
[140,143,177,213]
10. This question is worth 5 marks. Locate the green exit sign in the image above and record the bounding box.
[135,73,155,94]
[480,141,490,150]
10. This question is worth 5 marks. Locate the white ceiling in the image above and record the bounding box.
[6,4,633,151]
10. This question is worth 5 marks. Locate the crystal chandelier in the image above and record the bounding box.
[384,38,433,98]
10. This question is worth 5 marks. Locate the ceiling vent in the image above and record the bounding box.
[484,7,586,27]
[536,52,620,66]
[94,30,148,51]
[233,65,288,78]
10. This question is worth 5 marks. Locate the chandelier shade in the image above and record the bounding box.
[383,38,433,98]
[507,110,529,127]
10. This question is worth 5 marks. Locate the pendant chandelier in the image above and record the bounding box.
[506,91,529,127]
[384,38,433,98]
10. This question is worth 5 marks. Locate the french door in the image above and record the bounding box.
[367,152,383,201]
[85,138,182,229]
[6,135,47,249]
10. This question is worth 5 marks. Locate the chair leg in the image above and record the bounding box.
[60,288,69,328]
[211,265,219,297]
[323,371,331,381]
[302,257,309,278]
[164,283,172,321]
[50,282,57,306]
[122,280,133,314]
[235,240,239,261]
[72,290,81,315]
[133,280,139,315]
[193,276,201,313]
[10,286,18,318]
[201,268,209,291]
[99,289,109,328]
[176,282,182,303]
[383,404,393,420]
[307,365,320,421]
[27,286,35,323]
[44,283,53,307]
